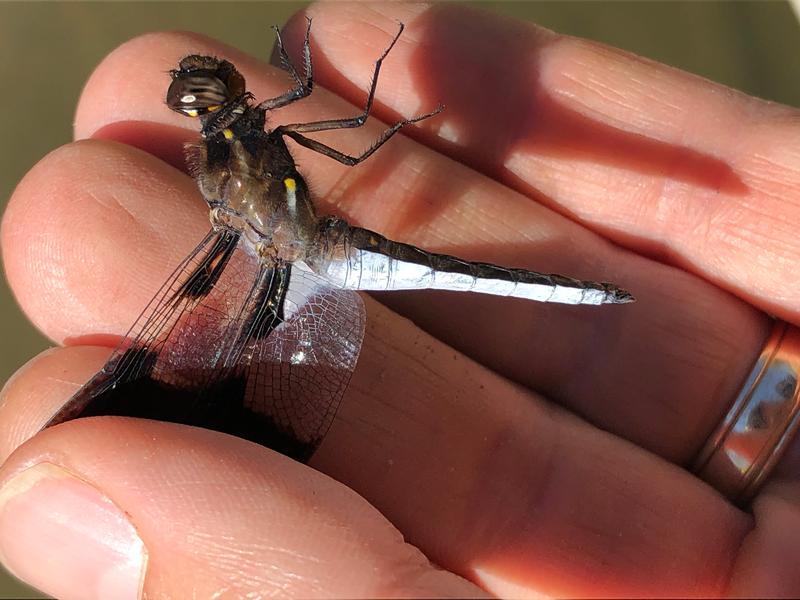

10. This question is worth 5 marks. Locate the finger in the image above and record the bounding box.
[0,346,106,462]
[2,141,208,343]
[0,393,481,598]
[291,2,800,321]
[726,482,800,597]
[38,31,767,463]
[1,338,750,598]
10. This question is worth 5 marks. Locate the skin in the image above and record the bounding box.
[1,2,800,597]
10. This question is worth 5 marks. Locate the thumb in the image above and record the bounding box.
[0,353,483,598]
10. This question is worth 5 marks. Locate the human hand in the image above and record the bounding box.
[1,3,798,598]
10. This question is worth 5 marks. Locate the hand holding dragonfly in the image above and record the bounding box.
[1,3,797,598]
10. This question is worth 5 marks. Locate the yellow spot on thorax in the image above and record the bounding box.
[222,128,234,140]
[284,178,298,216]
[207,105,222,113]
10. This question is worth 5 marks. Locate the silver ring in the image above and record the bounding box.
[693,320,800,506]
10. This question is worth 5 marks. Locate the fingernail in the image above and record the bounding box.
[0,462,146,600]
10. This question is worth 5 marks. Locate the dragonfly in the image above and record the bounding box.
[44,22,634,462]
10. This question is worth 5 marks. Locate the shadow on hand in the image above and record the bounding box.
[408,3,748,204]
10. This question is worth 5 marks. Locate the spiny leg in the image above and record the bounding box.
[258,17,313,111]
[279,103,443,166]
[277,22,406,135]
[276,21,443,166]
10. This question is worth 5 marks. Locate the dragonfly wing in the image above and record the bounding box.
[45,230,365,462]
[237,265,366,461]
[46,228,261,425]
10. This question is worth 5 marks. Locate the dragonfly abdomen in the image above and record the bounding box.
[313,219,633,306]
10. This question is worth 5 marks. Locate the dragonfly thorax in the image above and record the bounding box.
[209,145,319,265]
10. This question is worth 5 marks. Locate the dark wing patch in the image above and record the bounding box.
[176,230,239,300]
[46,230,365,462]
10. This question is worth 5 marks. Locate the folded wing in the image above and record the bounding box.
[46,229,365,462]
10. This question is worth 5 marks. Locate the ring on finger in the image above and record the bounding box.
[692,320,800,506]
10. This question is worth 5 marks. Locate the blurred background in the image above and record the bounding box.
[0,1,798,597]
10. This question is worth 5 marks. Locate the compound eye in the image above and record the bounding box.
[166,73,228,117]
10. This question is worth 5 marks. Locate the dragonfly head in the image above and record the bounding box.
[166,55,246,118]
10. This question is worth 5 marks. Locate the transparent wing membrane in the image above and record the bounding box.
[47,230,365,461]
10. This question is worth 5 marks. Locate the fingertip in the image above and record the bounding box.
[0,419,481,598]
[2,139,206,343]
[0,345,108,462]
[0,462,147,600]
[3,141,106,343]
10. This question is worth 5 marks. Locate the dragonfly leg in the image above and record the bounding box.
[277,22,406,136]
[276,22,443,165]
[258,17,313,111]
[273,21,443,166]
[279,103,443,166]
